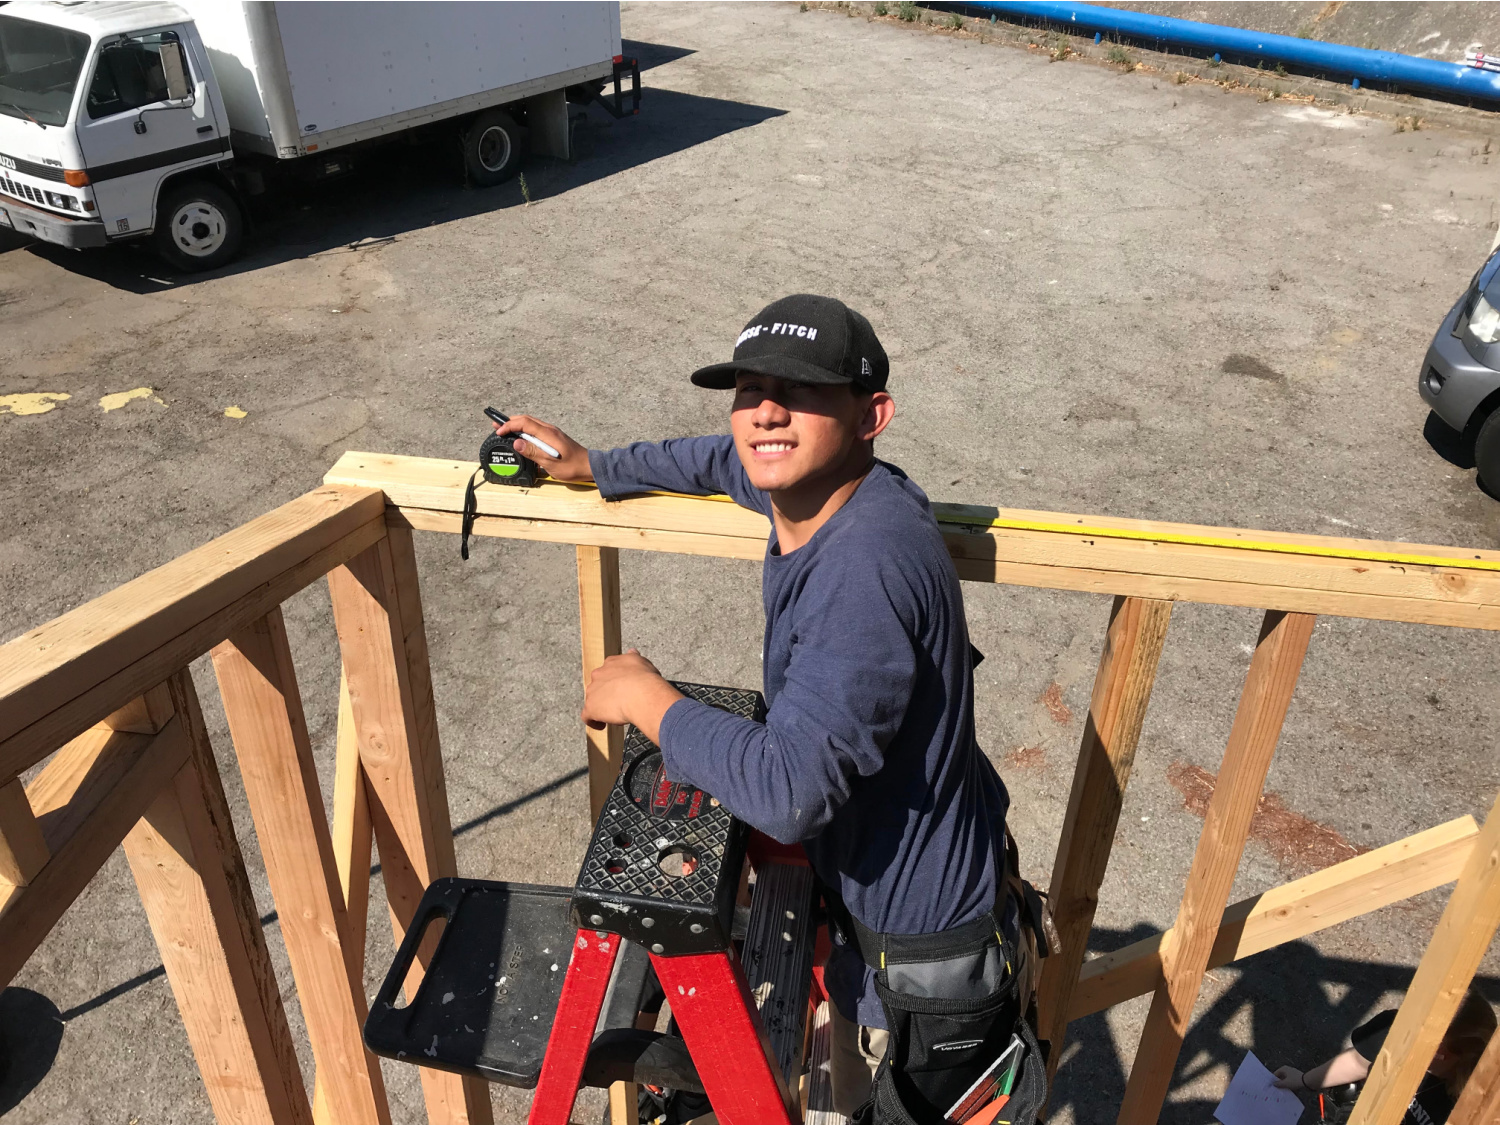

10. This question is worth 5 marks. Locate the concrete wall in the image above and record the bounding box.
[1110,1,1500,63]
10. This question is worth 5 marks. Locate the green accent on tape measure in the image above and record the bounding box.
[490,463,519,477]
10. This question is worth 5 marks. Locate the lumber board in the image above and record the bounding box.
[950,554,1500,631]
[390,506,769,561]
[1070,814,1481,1019]
[578,545,625,820]
[211,610,391,1125]
[1117,610,1315,1125]
[102,682,175,733]
[0,489,387,780]
[1036,596,1171,1081]
[124,670,312,1125]
[0,716,189,987]
[328,531,493,1125]
[327,452,1500,629]
[313,671,375,1125]
[1348,790,1500,1125]
[0,778,49,886]
[327,451,1500,568]
[1449,1009,1500,1125]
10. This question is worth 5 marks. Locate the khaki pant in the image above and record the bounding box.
[829,1003,889,1118]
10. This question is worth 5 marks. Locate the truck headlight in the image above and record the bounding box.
[1467,294,1500,344]
[44,191,79,211]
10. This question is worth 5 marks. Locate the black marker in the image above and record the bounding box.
[483,407,561,458]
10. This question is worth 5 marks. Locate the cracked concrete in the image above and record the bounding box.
[1,3,1498,1122]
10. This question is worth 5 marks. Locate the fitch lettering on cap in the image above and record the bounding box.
[735,322,818,348]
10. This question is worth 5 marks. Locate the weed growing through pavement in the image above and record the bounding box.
[1275,62,1287,77]
[1173,70,1191,84]
[1051,36,1072,62]
[518,173,532,206]
[1106,44,1135,71]
[947,11,964,30]
[898,0,918,21]
[1206,55,1222,68]
[874,0,888,12]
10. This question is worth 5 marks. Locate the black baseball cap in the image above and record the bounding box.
[690,294,890,392]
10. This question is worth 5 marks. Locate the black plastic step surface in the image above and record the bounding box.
[363,878,578,1088]
[742,861,819,1083]
[571,681,764,956]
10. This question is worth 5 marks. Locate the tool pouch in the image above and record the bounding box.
[849,909,1048,1125]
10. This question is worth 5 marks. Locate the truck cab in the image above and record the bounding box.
[0,1,239,268]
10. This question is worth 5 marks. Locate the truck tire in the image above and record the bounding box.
[1477,408,1500,496]
[463,109,528,187]
[154,181,244,272]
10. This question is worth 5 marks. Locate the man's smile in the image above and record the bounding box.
[750,439,797,456]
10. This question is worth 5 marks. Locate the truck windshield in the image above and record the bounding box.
[0,17,90,126]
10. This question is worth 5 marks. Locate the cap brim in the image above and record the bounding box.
[690,353,854,389]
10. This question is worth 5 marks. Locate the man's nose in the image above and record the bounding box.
[754,395,791,426]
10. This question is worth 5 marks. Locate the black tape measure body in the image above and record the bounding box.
[480,432,537,488]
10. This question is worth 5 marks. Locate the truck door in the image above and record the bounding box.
[75,29,225,238]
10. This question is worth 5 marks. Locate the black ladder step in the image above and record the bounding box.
[741,859,818,1086]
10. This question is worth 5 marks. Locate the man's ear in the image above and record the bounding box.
[858,391,896,442]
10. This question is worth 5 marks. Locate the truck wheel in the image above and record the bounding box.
[154,182,244,272]
[463,110,527,187]
[1477,409,1500,496]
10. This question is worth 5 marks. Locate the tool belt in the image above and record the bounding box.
[833,833,1056,1125]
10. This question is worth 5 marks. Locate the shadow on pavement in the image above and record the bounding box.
[0,988,64,1113]
[44,766,588,1033]
[1053,924,1500,1123]
[1423,410,1478,471]
[2,58,783,294]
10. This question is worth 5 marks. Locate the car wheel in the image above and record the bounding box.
[153,182,244,272]
[463,109,528,187]
[1477,408,1500,495]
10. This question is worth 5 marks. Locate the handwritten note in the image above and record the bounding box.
[1213,1052,1305,1125]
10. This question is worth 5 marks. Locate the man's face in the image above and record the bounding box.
[730,373,880,493]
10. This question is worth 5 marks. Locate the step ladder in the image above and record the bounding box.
[363,681,829,1124]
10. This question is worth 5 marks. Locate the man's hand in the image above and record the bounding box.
[492,414,593,483]
[1271,1067,1305,1091]
[583,650,684,746]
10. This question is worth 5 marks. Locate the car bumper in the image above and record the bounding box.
[1419,297,1500,432]
[0,196,107,249]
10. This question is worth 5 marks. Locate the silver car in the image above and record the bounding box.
[1421,248,1500,491]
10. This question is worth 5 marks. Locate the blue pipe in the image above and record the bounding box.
[964,1,1500,104]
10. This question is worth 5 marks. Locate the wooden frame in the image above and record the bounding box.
[0,452,1495,1125]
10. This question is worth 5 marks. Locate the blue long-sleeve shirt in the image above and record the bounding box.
[590,436,1008,1027]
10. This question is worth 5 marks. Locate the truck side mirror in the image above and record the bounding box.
[160,40,192,103]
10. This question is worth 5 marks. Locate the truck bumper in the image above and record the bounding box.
[1419,296,1500,433]
[0,197,108,249]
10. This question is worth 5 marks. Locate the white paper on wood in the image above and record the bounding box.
[1213,1052,1305,1125]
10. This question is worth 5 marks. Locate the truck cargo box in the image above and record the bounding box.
[184,1,621,158]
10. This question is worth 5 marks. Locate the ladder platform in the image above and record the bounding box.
[364,878,579,1087]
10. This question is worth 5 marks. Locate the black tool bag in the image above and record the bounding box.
[848,908,1049,1125]
[832,829,1056,1125]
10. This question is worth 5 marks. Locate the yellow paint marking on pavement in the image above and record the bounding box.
[224,405,247,419]
[99,387,165,412]
[0,392,71,416]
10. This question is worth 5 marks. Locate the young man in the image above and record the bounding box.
[496,294,1013,1117]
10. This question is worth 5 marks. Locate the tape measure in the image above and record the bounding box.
[480,407,538,487]
[462,407,541,559]
[479,432,537,487]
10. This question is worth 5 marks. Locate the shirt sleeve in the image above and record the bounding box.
[588,435,769,516]
[656,554,919,844]
[1351,1009,1396,1062]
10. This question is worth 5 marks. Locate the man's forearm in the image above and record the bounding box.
[623,676,685,746]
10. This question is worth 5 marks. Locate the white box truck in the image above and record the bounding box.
[0,1,638,270]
